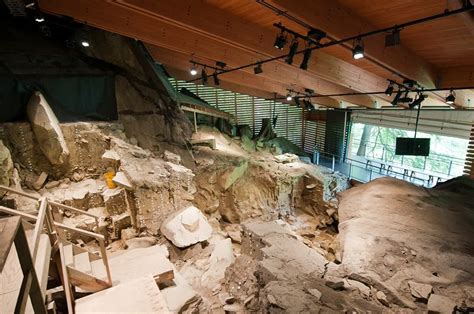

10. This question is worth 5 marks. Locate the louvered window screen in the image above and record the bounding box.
[168,78,327,153]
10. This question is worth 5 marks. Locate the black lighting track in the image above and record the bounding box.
[275,86,474,101]
[190,60,223,71]
[187,3,474,88]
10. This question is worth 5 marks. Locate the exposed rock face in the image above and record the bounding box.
[201,238,235,289]
[336,177,474,311]
[427,294,456,314]
[160,206,212,248]
[26,91,69,165]
[0,139,13,195]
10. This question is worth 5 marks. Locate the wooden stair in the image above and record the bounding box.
[63,242,111,293]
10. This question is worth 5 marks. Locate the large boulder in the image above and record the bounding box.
[0,140,13,195]
[26,91,69,165]
[160,206,212,248]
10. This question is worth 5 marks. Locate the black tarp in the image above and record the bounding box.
[0,74,117,122]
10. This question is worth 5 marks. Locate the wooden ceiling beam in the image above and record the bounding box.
[38,0,381,108]
[268,0,439,89]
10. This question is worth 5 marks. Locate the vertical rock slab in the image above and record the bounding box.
[0,139,13,196]
[26,91,70,165]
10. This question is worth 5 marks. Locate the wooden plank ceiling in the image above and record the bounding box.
[38,0,474,109]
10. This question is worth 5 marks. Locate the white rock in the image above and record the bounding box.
[274,153,299,164]
[307,288,322,301]
[26,91,69,165]
[408,281,432,301]
[376,291,389,307]
[201,238,235,289]
[33,171,48,190]
[161,267,198,313]
[427,294,456,314]
[102,150,121,163]
[160,206,212,248]
[112,171,133,190]
[162,150,181,164]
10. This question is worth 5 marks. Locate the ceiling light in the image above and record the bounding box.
[212,72,220,86]
[385,83,394,96]
[391,89,403,106]
[274,31,287,50]
[409,93,426,109]
[190,63,197,76]
[286,93,293,101]
[201,68,208,85]
[352,38,364,60]
[254,63,263,74]
[300,47,312,70]
[35,13,45,23]
[80,40,90,47]
[286,39,299,65]
[445,90,455,105]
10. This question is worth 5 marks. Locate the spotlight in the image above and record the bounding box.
[212,72,220,86]
[398,90,413,103]
[190,63,197,76]
[391,89,403,106]
[294,97,302,108]
[35,12,45,23]
[286,39,299,65]
[254,63,263,74]
[274,30,287,50]
[352,38,364,60]
[80,40,90,47]
[300,47,312,70]
[303,99,314,111]
[384,83,394,96]
[409,93,426,109]
[201,68,208,85]
[286,92,293,101]
[216,61,227,69]
[446,90,455,105]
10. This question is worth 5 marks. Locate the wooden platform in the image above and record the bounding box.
[75,274,170,313]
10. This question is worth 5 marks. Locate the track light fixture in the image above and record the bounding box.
[391,89,403,106]
[352,38,364,60]
[409,93,426,109]
[201,68,208,85]
[35,12,45,23]
[80,40,90,48]
[212,72,220,86]
[189,62,197,76]
[384,82,394,96]
[286,91,293,101]
[445,90,456,105]
[274,29,287,50]
[254,63,263,74]
[300,46,312,70]
[286,39,299,65]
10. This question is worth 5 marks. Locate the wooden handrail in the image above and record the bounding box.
[58,242,75,314]
[0,206,105,242]
[0,185,100,220]
[31,197,48,262]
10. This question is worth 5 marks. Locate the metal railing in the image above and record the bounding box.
[312,150,443,187]
[350,138,466,178]
[0,185,113,313]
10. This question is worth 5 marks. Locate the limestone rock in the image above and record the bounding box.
[112,172,133,190]
[102,188,127,215]
[376,291,389,307]
[408,281,432,301]
[32,171,48,190]
[162,150,181,164]
[274,153,299,164]
[102,150,121,164]
[307,288,322,301]
[160,206,212,248]
[218,159,248,190]
[427,294,456,314]
[224,224,242,244]
[0,140,13,196]
[26,91,69,165]
[161,267,198,313]
[45,180,60,189]
[201,238,235,288]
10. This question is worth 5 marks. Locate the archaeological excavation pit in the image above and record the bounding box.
[0,1,473,313]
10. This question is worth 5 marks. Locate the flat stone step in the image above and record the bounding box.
[74,252,91,274]
[75,274,169,313]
